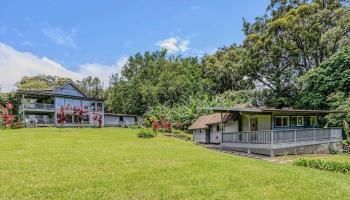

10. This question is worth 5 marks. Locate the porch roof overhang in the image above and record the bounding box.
[16,90,105,101]
[205,107,346,115]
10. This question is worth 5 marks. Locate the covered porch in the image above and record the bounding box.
[208,104,345,156]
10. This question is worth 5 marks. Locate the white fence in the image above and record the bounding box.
[222,128,342,144]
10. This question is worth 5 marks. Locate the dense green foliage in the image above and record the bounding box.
[297,47,350,130]
[294,158,350,174]
[75,76,104,98]
[6,0,350,130]
[16,75,73,90]
[106,51,211,115]
[1,128,350,199]
[106,0,349,129]
[137,128,157,138]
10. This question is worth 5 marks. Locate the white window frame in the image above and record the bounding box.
[274,116,289,127]
[306,116,317,126]
[291,116,304,127]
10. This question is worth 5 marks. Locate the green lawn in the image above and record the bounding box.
[1,128,350,200]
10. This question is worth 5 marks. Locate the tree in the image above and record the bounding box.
[75,76,104,98]
[202,45,254,94]
[297,46,350,109]
[107,50,211,115]
[239,0,349,107]
[16,75,72,90]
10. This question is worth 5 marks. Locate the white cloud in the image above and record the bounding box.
[0,42,127,92]
[21,41,37,47]
[77,56,128,86]
[42,24,77,48]
[155,37,190,53]
[178,40,190,52]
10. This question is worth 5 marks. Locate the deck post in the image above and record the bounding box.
[220,112,223,143]
[294,130,297,143]
[313,129,316,141]
[271,130,274,145]
[270,130,274,157]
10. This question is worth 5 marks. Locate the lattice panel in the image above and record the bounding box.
[229,147,249,153]
[274,147,297,156]
[250,148,271,156]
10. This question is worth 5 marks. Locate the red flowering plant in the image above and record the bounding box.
[73,106,87,128]
[159,118,172,133]
[0,102,16,128]
[58,106,67,127]
[151,121,161,131]
[92,112,102,128]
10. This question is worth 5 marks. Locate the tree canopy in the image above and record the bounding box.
[6,0,349,129]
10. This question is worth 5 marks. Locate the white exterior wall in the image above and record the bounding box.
[193,129,207,143]
[123,116,136,125]
[241,114,271,131]
[224,121,238,132]
[104,115,136,126]
[105,116,118,125]
[209,124,221,144]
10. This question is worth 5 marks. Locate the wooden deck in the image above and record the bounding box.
[221,128,343,156]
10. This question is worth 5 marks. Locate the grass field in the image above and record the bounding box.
[1,128,350,200]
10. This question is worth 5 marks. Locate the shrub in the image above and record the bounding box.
[130,124,144,129]
[137,129,157,139]
[164,129,193,141]
[294,158,350,174]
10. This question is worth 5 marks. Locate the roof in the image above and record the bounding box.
[188,113,236,130]
[104,113,138,117]
[16,82,105,101]
[206,103,345,114]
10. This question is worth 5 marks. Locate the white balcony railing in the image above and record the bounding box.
[22,103,54,111]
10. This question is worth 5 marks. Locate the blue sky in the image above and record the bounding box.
[0,0,269,91]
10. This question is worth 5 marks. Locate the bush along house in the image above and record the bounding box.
[16,82,105,128]
[189,104,345,156]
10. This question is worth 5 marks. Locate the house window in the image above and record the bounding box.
[66,114,73,123]
[97,102,103,111]
[55,98,65,109]
[291,116,304,127]
[83,115,90,123]
[305,116,317,126]
[82,101,91,111]
[90,102,96,111]
[216,124,223,132]
[119,116,124,122]
[274,116,289,127]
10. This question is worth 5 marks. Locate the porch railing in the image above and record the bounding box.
[35,118,55,125]
[22,103,54,111]
[222,128,342,144]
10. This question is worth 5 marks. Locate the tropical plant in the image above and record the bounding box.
[73,106,88,128]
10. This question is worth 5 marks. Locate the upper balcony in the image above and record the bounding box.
[21,103,55,112]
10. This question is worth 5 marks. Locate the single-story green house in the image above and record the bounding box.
[189,104,344,156]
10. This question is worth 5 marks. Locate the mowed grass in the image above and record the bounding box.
[0,128,350,200]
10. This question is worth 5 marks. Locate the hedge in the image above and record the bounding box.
[294,158,350,174]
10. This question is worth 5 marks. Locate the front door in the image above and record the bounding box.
[250,118,258,131]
